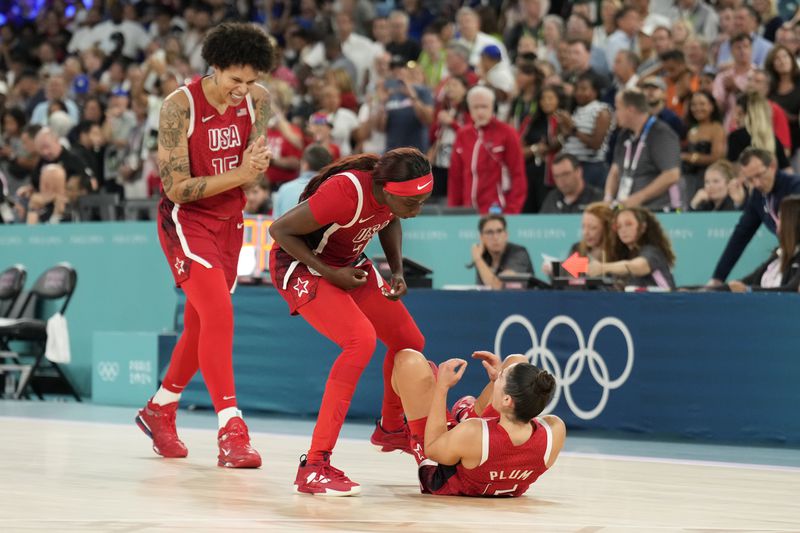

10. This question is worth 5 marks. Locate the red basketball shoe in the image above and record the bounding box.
[370,419,412,454]
[294,454,361,496]
[135,400,188,458]
[217,417,262,468]
[451,395,477,423]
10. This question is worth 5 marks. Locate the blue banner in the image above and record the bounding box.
[179,287,800,446]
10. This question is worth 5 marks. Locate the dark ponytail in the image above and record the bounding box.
[300,153,380,201]
[504,363,555,422]
[299,147,431,202]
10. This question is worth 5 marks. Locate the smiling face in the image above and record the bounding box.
[689,92,713,122]
[211,65,260,107]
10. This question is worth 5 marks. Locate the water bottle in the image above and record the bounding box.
[489,203,503,214]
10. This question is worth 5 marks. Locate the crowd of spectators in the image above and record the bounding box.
[2,0,800,290]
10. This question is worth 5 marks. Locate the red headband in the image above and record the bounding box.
[383,173,434,196]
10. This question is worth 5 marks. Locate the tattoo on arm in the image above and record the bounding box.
[180,177,208,202]
[159,99,188,149]
[250,90,272,142]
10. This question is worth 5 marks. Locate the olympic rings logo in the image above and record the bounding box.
[493,314,634,420]
[97,361,120,382]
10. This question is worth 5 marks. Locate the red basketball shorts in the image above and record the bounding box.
[157,200,243,292]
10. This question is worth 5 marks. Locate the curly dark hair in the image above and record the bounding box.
[611,207,676,267]
[201,23,274,73]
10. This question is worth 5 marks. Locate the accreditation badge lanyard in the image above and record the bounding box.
[618,116,656,200]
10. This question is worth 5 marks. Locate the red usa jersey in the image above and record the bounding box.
[162,77,255,217]
[300,170,394,268]
[437,417,552,497]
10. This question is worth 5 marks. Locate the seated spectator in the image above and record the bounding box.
[448,86,527,214]
[690,160,745,211]
[307,112,341,161]
[727,195,800,292]
[685,37,712,76]
[504,0,543,62]
[587,206,677,289]
[428,75,472,200]
[471,214,533,289]
[559,72,612,188]
[521,82,562,213]
[272,144,333,219]
[28,127,94,195]
[244,177,272,216]
[605,89,681,211]
[65,174,91,216]
[563,39,609,95]
[566,12,611,79]
[681,90,727,202]
[542,201,615,276]
[26,164,69,224]
[72,121,106,186]
[727,92,792,170]
[709,148,800,285]
[540,153,604,214]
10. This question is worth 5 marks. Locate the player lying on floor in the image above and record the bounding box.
[389,349,566,497]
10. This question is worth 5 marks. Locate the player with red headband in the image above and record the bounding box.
[269,147,433,496]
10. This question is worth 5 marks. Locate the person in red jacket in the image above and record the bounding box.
[447,86,528,213]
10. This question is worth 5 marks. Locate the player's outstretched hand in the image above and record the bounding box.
[472,351,501,382]
[437,358,468,389]
[328,266,369,290]
[381,274,407,300]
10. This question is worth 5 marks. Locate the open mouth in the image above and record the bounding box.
[230,92,244,102]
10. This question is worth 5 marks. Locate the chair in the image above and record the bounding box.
[122,198,159,221]
[77,193,119,221]
[0,263,81,401]
[0,265,26,318]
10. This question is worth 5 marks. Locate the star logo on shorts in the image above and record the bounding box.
[174,257,185,275]
[294,278,309,297]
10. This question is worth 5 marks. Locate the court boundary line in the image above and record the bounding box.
[2,413,799,473]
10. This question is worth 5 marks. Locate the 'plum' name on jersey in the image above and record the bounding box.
[489,469,535,481]
[208,126,242,152]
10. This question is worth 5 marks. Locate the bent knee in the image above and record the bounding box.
[394,349,427,370]
[341,322,378,357]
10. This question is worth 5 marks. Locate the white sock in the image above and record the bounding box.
[218,407,242,429]
[152,387,181,406]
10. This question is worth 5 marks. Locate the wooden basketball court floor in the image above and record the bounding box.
[1,402,798,532]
